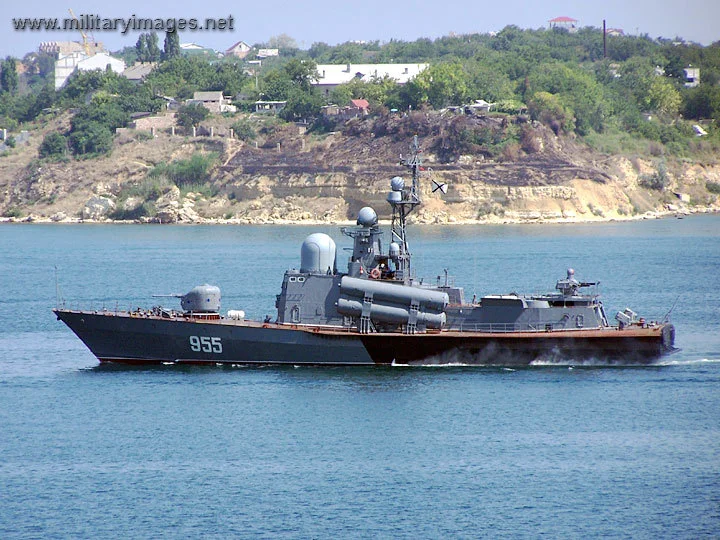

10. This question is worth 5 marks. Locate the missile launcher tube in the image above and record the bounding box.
[340,276,448,311]
[336,298,446,328]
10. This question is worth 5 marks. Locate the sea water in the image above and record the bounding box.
[1,217,719,537]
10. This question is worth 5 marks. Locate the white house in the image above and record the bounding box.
[226,40,252,59]
[54,52,125,89]
[313,63,428,96]
[189,91,237,113]
[77,53,125,74]
[684,67,700,88]
[55,52,85,89]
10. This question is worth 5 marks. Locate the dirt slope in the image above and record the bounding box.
[1,111,718,224]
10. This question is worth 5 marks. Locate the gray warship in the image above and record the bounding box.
[55,137,676,365]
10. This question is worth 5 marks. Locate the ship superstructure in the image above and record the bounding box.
[55,138,676,365]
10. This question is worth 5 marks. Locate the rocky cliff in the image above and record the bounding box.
[1,111,719,224]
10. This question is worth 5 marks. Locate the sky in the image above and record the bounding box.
[2,0,718,59]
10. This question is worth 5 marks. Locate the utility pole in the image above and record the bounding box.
[603,19,607,59]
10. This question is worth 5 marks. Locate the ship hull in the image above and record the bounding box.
[55,309,676,366]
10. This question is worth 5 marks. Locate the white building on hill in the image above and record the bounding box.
[54,52,126,89]
[313,63,428,96]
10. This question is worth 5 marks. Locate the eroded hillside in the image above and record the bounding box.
[1,111,719,224]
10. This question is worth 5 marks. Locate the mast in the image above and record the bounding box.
[388,135,422,281]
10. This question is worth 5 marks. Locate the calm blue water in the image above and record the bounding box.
[1,217,719,537]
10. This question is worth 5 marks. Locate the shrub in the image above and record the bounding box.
[108,201,157,220]
[707,181,720,194]
[39,132,67,158]
[68,122,113,155]
[639,162,670,190]
[3,207,22,218]
[149,153,217,187]
[231,118,256,141]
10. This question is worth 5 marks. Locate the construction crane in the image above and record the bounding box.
[68,8,91,55]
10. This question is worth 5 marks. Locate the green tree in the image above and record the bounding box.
[464,59,515,102]
[613,56,660,113]
[328,42,364,64]
[647,77,681,115]
[39,132,68,158]
[71,101,129,133]
[526,62,609,134]
[267,33,298,51]
[68,121,113,155]
[136,34,149,62]
[0,57,18,94]
[231,118,256,141]
[10,81,56,123]
[405,62,469,109]
[279,88,324,121]
[329,75,399,107]
[308,42,332,61]
[528,91,575,134]
[144,56,247,97]
[163,30,180,61]
[682,84,720,121]
[176,103,209,129]
[259,59,321,120]
[283,59,318,92]
[136,33,161,63]
[260,68,294,100]
[146,33,161,62]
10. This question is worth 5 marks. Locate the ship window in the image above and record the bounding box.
[289,276,297,282]
[576,315,584,328]
[298,277,306,283]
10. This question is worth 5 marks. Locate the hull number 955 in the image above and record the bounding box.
[189,336,222,353]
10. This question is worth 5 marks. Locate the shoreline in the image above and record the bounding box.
[2,207,718,226]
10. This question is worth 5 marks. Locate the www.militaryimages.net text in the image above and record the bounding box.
[12,14,235,34]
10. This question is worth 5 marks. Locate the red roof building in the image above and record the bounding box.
[549,16,578,31]
[350,99,370,111]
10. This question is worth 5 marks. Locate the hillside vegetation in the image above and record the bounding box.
[1,27,719,222]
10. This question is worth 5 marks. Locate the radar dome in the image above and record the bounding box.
[356,207,378,227]
[389,242,401,259]
[390,176,405,191]
[300,233,337,274]
[387,191,402,204]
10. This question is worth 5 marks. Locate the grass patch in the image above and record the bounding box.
[584,130,648,155]
[149,152,218,188]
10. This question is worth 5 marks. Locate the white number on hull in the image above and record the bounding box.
[189,336,222,353]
